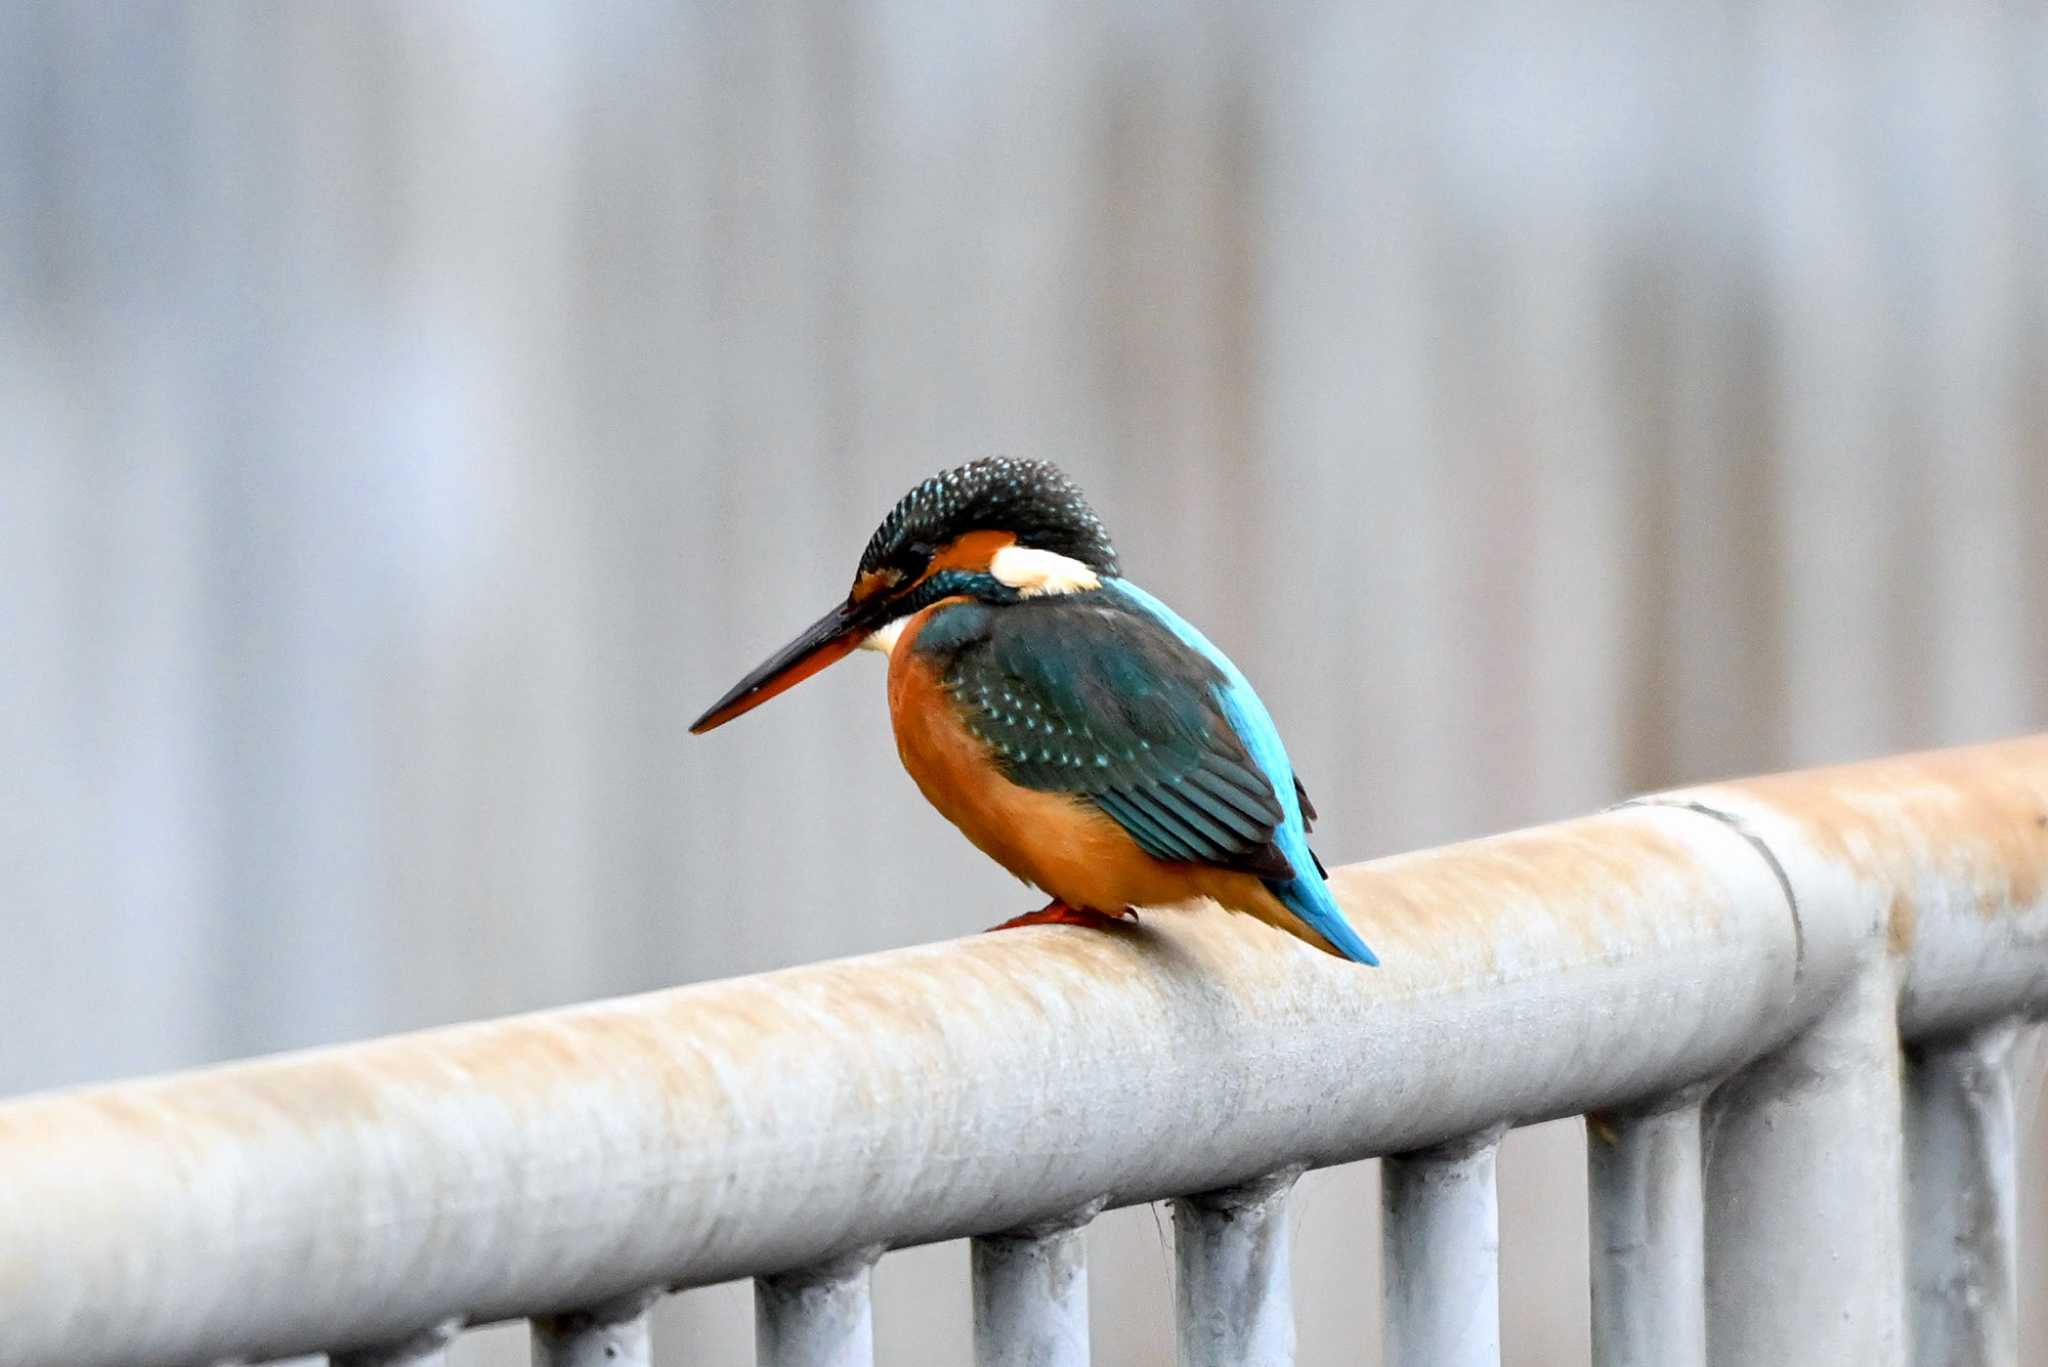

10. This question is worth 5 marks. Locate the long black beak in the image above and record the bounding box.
[689,597,876,734]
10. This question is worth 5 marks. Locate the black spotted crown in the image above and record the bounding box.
[858,458,1119,579]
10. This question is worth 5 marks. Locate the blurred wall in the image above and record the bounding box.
[3,4,2043,1364]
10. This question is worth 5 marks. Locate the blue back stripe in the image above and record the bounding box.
[1104,579,1379,965]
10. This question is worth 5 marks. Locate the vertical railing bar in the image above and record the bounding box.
[532,1287,663,1367]
[1381,1127,1506,1367]
[1906,1018,2021,1367]
[329,1319,462,1367]
[1703,962,1907,1366]
[1173,1166,1304,1367]
[1586,1092,1708,1367]
[755,1246,883,1367]
[971,1199,1104,1367]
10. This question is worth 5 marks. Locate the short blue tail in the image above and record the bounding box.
[1266,868,1379,966]
[1106,579,1379,966]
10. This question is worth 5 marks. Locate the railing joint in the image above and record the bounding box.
[534,1285,663,1333]
[329,1317,462,1367]
[1390,1123,1509,1165]
[982,1195,1110,1245]
[1588,1082,1715,1146]
[1612,797,1805,987]
[1178,1163,1306,1217]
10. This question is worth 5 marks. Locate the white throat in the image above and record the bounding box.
[859,616,910,656]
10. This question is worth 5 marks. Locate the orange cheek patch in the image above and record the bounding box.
[919,530,1016,582]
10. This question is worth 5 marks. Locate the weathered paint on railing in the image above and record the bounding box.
[1907,1020,2022,1367]
[1586,1094,1706,1367]
[970,1205,1099,1367]
[1173,1169,1302,1367]
[1382,1132,1505,1367]
[0,736,2041,1367]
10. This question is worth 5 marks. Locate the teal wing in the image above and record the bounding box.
[911,598,1294,879]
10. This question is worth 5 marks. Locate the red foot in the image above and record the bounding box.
[986,900,1137,933]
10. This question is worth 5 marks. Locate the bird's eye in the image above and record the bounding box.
[888,543,934,579]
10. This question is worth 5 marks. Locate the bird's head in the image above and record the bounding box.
[689,457,1117,733]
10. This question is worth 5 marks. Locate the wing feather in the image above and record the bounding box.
[1294,775,1318,831]
[926,597,1292,881]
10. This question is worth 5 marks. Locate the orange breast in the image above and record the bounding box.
[885,603,1309,940]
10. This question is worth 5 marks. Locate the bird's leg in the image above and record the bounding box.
[987,899,1135,933]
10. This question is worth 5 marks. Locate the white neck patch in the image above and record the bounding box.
[990,545,1102,597]
[859,616,910,656]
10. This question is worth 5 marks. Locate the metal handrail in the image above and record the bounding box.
[2,736,2043,1367]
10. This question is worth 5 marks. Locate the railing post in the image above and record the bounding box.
[755,1248,881,1367]
[1382,1129,1505,1367]
[1906,1019,2022,1367]
[532,1289,661,1367]
[1173,1168,1302,1367]
[1586,1094,1706,1367]
[972,1203,1100,1367]
[1704,961,1907,1366]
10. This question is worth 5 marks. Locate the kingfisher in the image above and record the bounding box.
[689,458,1378,964]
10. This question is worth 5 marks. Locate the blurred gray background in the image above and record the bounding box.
[3,3,2044,1364]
